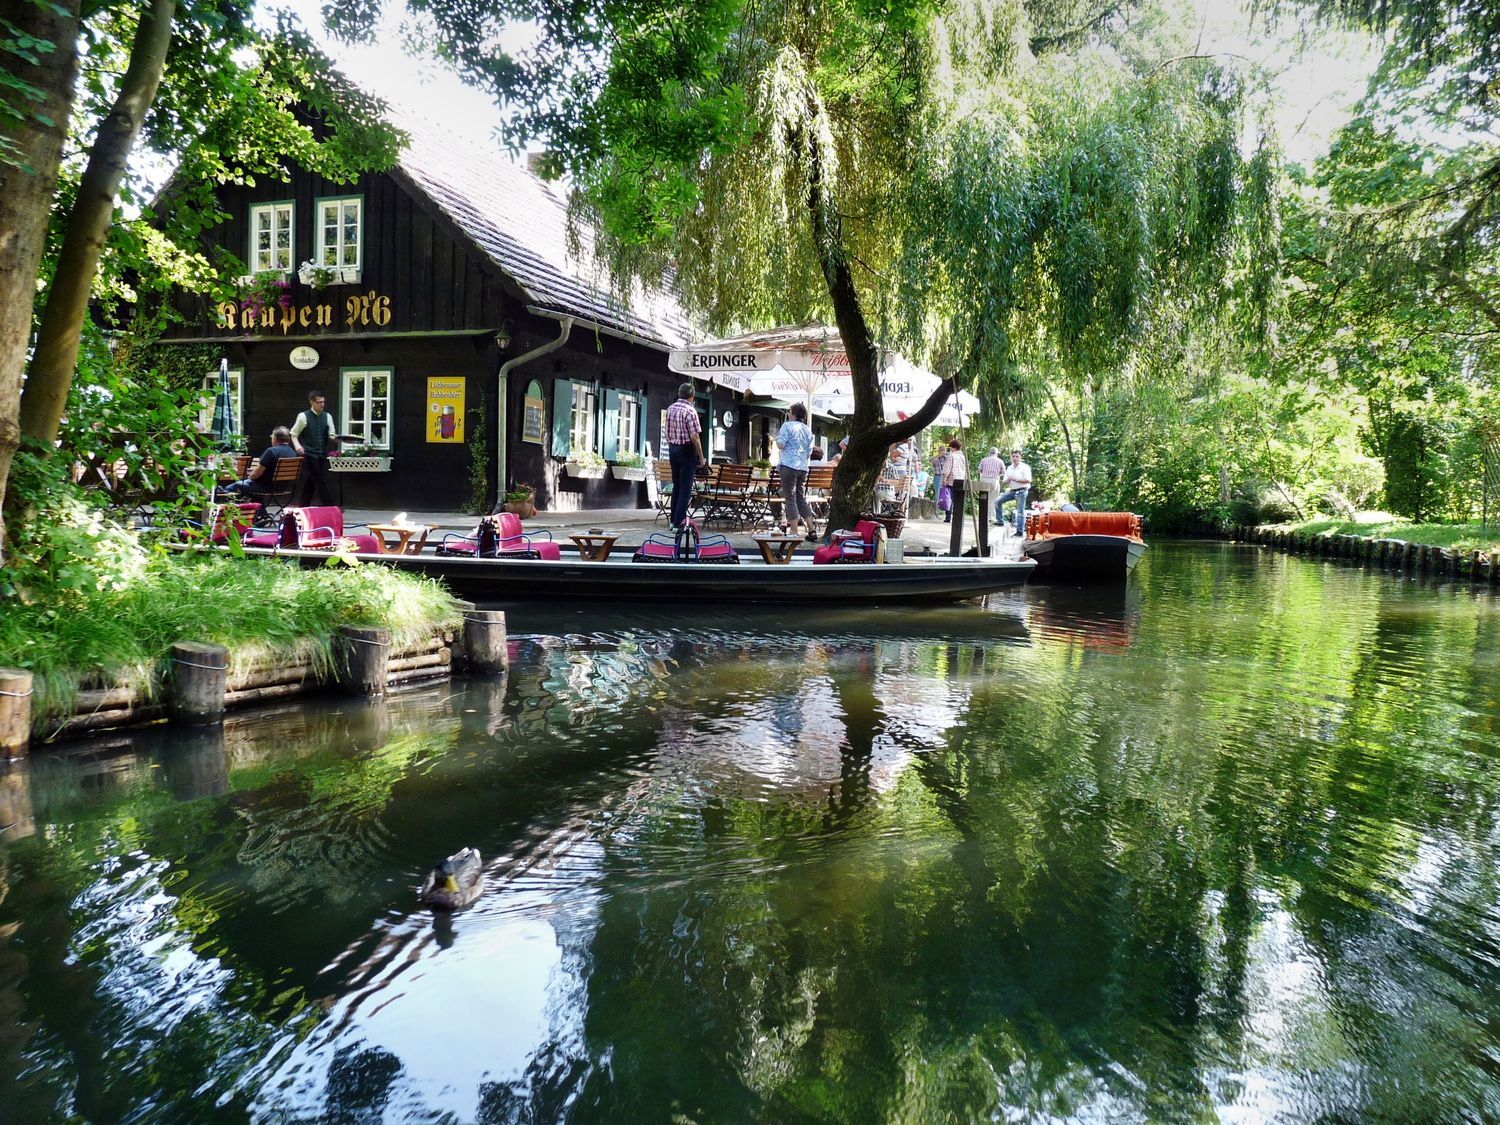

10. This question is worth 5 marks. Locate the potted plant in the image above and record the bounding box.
[329,442,393,472]
[297,258,339,289]
[238,271,292,317]
[501,483,536,518]
[610,450,648,481]
[564,449,606,479]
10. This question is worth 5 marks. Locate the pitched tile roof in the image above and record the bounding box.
[393,111,692,350]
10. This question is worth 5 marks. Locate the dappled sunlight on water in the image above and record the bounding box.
[0,543,1498,1120]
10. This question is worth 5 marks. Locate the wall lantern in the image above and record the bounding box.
[494,320,514,352]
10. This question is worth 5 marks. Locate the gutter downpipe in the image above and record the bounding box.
[496,313,573,505]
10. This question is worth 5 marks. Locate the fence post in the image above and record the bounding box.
[169,643,227,725]
[0,669,33,759]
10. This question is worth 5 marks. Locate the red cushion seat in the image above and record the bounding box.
[813,520,881,564]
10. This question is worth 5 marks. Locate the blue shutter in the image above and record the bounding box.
[551,379,572,458]
[602,389,621,460]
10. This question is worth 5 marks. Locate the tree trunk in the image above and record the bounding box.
[802,117,961,534]
[0,0,83,559]
[18,0,176,446]
[1046,385,1081,502]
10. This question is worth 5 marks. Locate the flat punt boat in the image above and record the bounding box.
[236,545,1036,603]
[1023,511,1146,582]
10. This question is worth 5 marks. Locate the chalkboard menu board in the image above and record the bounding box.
[522,380,545,444]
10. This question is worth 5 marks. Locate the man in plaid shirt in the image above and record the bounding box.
[665,382,706,529]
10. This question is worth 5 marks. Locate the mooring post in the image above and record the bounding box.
[338,626,391,696]
[169,643,227,725]
[464,610,509,675]
[0,669,33,759]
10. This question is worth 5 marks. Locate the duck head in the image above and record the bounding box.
[433,858,461,894]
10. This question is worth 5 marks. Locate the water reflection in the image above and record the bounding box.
[0,544,1497,1120]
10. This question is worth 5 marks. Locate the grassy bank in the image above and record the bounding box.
[1260,514,1500,553]
[0,552,464,728]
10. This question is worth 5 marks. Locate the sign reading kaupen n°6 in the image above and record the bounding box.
[427,377,465,443]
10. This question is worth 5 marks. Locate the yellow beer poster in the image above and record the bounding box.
[427,377,465,443]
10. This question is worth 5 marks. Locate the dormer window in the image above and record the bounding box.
[317,196,363,274]
[250,201,293,274]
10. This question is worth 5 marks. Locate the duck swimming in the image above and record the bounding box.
[418,847,483,910]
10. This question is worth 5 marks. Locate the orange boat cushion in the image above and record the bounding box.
[1032,511,1141,539]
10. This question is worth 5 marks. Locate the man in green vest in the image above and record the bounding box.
[290,389,340,505]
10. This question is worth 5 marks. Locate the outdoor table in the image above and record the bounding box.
[750,534,804,565]
[368,522,435,555]
[569,532,620,561]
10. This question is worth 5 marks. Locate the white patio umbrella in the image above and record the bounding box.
[668,326,949,414]
[812,387,980,428]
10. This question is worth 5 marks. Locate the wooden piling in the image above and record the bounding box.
[338,626,391,696]
[464,610,509,675]
[169,643,228,725]
[0,669,33,759]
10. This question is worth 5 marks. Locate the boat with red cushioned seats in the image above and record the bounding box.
[1021,510,1147,581]
[182,510,1036,601]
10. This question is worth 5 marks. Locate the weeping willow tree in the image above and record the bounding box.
[343,0,1277,529]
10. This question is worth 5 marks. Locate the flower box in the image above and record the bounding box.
[329,455,393,472]
[338,267,361,284]
[502,500,536,519]
[610,465,647,482]
[565,462,605,479]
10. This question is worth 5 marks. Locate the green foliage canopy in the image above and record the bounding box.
[342,0,1275,527]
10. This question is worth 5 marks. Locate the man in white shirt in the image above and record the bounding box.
[290,389,340,505]
[994,448,1033,537]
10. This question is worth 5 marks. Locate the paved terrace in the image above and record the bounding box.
[341,505,1027,560]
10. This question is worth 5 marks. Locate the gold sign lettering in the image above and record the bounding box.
[212,294,391,334]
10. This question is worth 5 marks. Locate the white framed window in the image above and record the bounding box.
[198,367,243,434]
[342,367,392,450]
[616,394,642,456]
[249,202,294,274]
[570,382,598,453]
[317,196,363,271]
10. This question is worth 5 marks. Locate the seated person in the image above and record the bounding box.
[827,435,848,466]
[809,446,825,462]
[221,426,297,496]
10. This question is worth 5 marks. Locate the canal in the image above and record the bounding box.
[1,542,1497,1120]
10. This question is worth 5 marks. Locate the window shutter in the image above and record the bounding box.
[631,393,646,450]
[602,389,621,461]
[551,379,573,458]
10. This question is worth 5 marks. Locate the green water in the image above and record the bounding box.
[1,543,1498,1122]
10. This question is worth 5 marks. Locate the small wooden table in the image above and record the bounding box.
[368,522,435,555]
[569,532,620,561]
[751,534,804,565]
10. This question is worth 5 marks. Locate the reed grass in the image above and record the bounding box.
[0,553,463,725]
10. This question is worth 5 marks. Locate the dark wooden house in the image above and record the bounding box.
[158,111,773,512]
